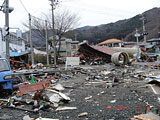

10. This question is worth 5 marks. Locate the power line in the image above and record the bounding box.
[0,0,5,7]
[18,0,47,23]
[19,0,29,14]
[0,0,5,10]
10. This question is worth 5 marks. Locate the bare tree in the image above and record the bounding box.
[23,9,80,59]
[54,9,80,57]
[55,9,80,38]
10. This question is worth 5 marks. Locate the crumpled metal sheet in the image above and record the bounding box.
[19,81,51,94]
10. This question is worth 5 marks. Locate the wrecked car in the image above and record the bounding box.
[0,58,13,91]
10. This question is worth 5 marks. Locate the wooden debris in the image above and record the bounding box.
[134,115,156,120]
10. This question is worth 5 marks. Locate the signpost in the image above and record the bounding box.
[65,57,80,70]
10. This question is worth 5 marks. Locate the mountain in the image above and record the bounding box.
[23,7,160,46]
[65,7,160,44]
[76,26,93,31]
[22,29,53,47]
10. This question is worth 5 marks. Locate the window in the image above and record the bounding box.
[108,43,112,47]
[114,43,119,47]
[0,59,10,72]
[9,34,23,45]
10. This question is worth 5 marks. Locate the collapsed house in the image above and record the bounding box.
[78,41,116,64]
[78,41,132,65]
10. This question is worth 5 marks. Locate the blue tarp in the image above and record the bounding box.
[10,51,29,57]
[147,53,157,57]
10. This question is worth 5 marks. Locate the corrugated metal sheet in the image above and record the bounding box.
[10,51,29,57]
[19,81,51,94]
[92,46,116,55]
[78,42,117,62]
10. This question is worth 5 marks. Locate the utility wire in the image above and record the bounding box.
[1,0,5,7]
[18,0,48,24]
[19,0,29,14]
[0,0,5,10]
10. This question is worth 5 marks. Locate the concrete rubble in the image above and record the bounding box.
[0,62,160,120]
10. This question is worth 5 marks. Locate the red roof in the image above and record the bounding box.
[98,38,122,45]
[92,46,116,55]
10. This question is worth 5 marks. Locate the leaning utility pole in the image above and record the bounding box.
[75,32,77,41]
[49,0,59,65]
[141,15,147,50]
[29,13,34,65]
[5,0,9,61]
[45,20,49,65]
[135,28,140,59]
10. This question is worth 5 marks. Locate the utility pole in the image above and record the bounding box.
[5,0,9,61]
[45,20,49,65]
[135,28,140,59]
[75,32,77,41]
[49,0,59,65]
[141,15,147,50]
[29,13,34,65]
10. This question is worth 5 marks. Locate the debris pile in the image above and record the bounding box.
[0,71,77,120]
[0,63,160,119]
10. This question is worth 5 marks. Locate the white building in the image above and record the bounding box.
[0,28,26,58]
[33,48,47,55]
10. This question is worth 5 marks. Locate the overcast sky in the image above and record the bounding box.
[0,0,159,31]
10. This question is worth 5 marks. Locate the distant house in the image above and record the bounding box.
[123,42,137,48]
[49,36,78,57]
[71,41,79,56]
[97,38,122,47]
[147,38,160,53]
[60,38,72,57]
